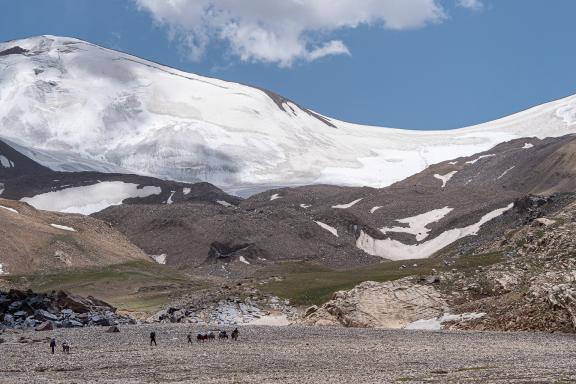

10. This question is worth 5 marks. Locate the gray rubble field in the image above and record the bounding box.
[1,325,576,383]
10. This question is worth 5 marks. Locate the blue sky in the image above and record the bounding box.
[0,0,575,130]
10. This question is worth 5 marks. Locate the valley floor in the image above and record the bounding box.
[1,325,576,383]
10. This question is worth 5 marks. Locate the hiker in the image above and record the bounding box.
[219,330,228,340]
[50,338,56,354]
[150,331,157,346]
[187,333,193,344]
[62,341,70,354]
[231,328,239,341]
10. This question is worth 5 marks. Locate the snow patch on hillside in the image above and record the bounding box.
[300,204,311,209]
[270,193,281,201]
[497,166,516,180]
[166,190,175,204]
[0,183,4,196]
[0,205,18,214]
[315,221,338,237]
[332,199,362,209]
[0,264,7,276]
[433,171,457,188]
[21,182,162,215]
[0,155,14,168]
[466,154,496,165]
[556,98,576,125]
[370,206,383,214]
[357,203,513,260]
[381,207,453,242]
[217,200,233,207]
[50,224,76,232]
[151,254,167,264]
[239,256,250,265]
[522,143,534,149]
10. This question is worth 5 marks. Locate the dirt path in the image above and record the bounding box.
[1,324,575,383]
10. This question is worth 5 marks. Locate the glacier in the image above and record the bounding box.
[1,35,576,194]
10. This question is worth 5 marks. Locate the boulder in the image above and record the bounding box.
[105,325,120,333]
[35,321,54,331]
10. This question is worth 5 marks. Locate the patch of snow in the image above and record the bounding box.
[465,154,496,165]
[464,179,473,185]
[370,206,383,214]
[0,205,18,214]
[315,221,339,237]
[21,181,162,215]
[166,190,176,204]
[357,203,513,260]
[239,256,250,265]
[300,204,311,209]
[0,183,4,195]
[151,254,167,264]
[270,193,281,201]
[522,143,534,149]
[0,155,14,168]
[433,171,457,188]
[0,263,7,276]
[217,200,233,207]
[50,224,76,232]
[248,314,290,326]
[183,187,191,195]
[381,207,454,242]
[448,161,458,165]
[404,312,486,331]
[332,198,362,209]
[497,166,516,180]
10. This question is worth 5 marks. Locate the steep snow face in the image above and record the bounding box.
[20,181,161,215]
[1,36,576,193]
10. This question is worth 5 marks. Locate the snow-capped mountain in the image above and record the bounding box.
[1,35,576,194]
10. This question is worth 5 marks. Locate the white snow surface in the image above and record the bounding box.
[20,181,161,215]
[381,207,454,242]
[151,254,167,265]
[217,200,233,207]
[239,256,250,265]
[166,190,176,204]
[497,166,516,180]
[465,154,496,165]
[0,155,14,168]
[0,263,7,276]
[332,198,363,209]
[404,312,486,331]
[300,204,311,209]
[1,36,575,193]
[50,224,76,232]
[0,183,4,196]
[433,171,457,188]
[0,204,18,214]
[522,143,534,149]
[370,206,383,214]
[270,193,281,201]
[183,188,191,195]
[357,203,513,260]
[315,221,339,237]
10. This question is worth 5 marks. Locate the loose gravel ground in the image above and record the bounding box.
[1,324,576,383]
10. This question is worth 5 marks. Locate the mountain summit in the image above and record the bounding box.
[1,35,575,194]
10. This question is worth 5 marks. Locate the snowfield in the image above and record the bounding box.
[1,36,576,194]
[20,181,161,215]
[380,207,454,242]
[0,204,18,214]
[357,203,513,260]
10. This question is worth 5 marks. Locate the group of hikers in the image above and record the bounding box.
[150,328,239,346]
[48,328,240,354]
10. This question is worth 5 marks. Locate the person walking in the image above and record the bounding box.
[150,331,157,346]
[187,333,193,344]
[49,338,57,354]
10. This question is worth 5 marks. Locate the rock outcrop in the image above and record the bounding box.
[300,279,448,328]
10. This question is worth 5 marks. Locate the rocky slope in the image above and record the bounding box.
[94,135,576,274]
[0,198,151,275]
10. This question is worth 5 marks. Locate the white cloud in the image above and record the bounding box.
[135,0,447,67]
[457,0,484,10]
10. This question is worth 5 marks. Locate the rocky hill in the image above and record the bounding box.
[0,198,151,275]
